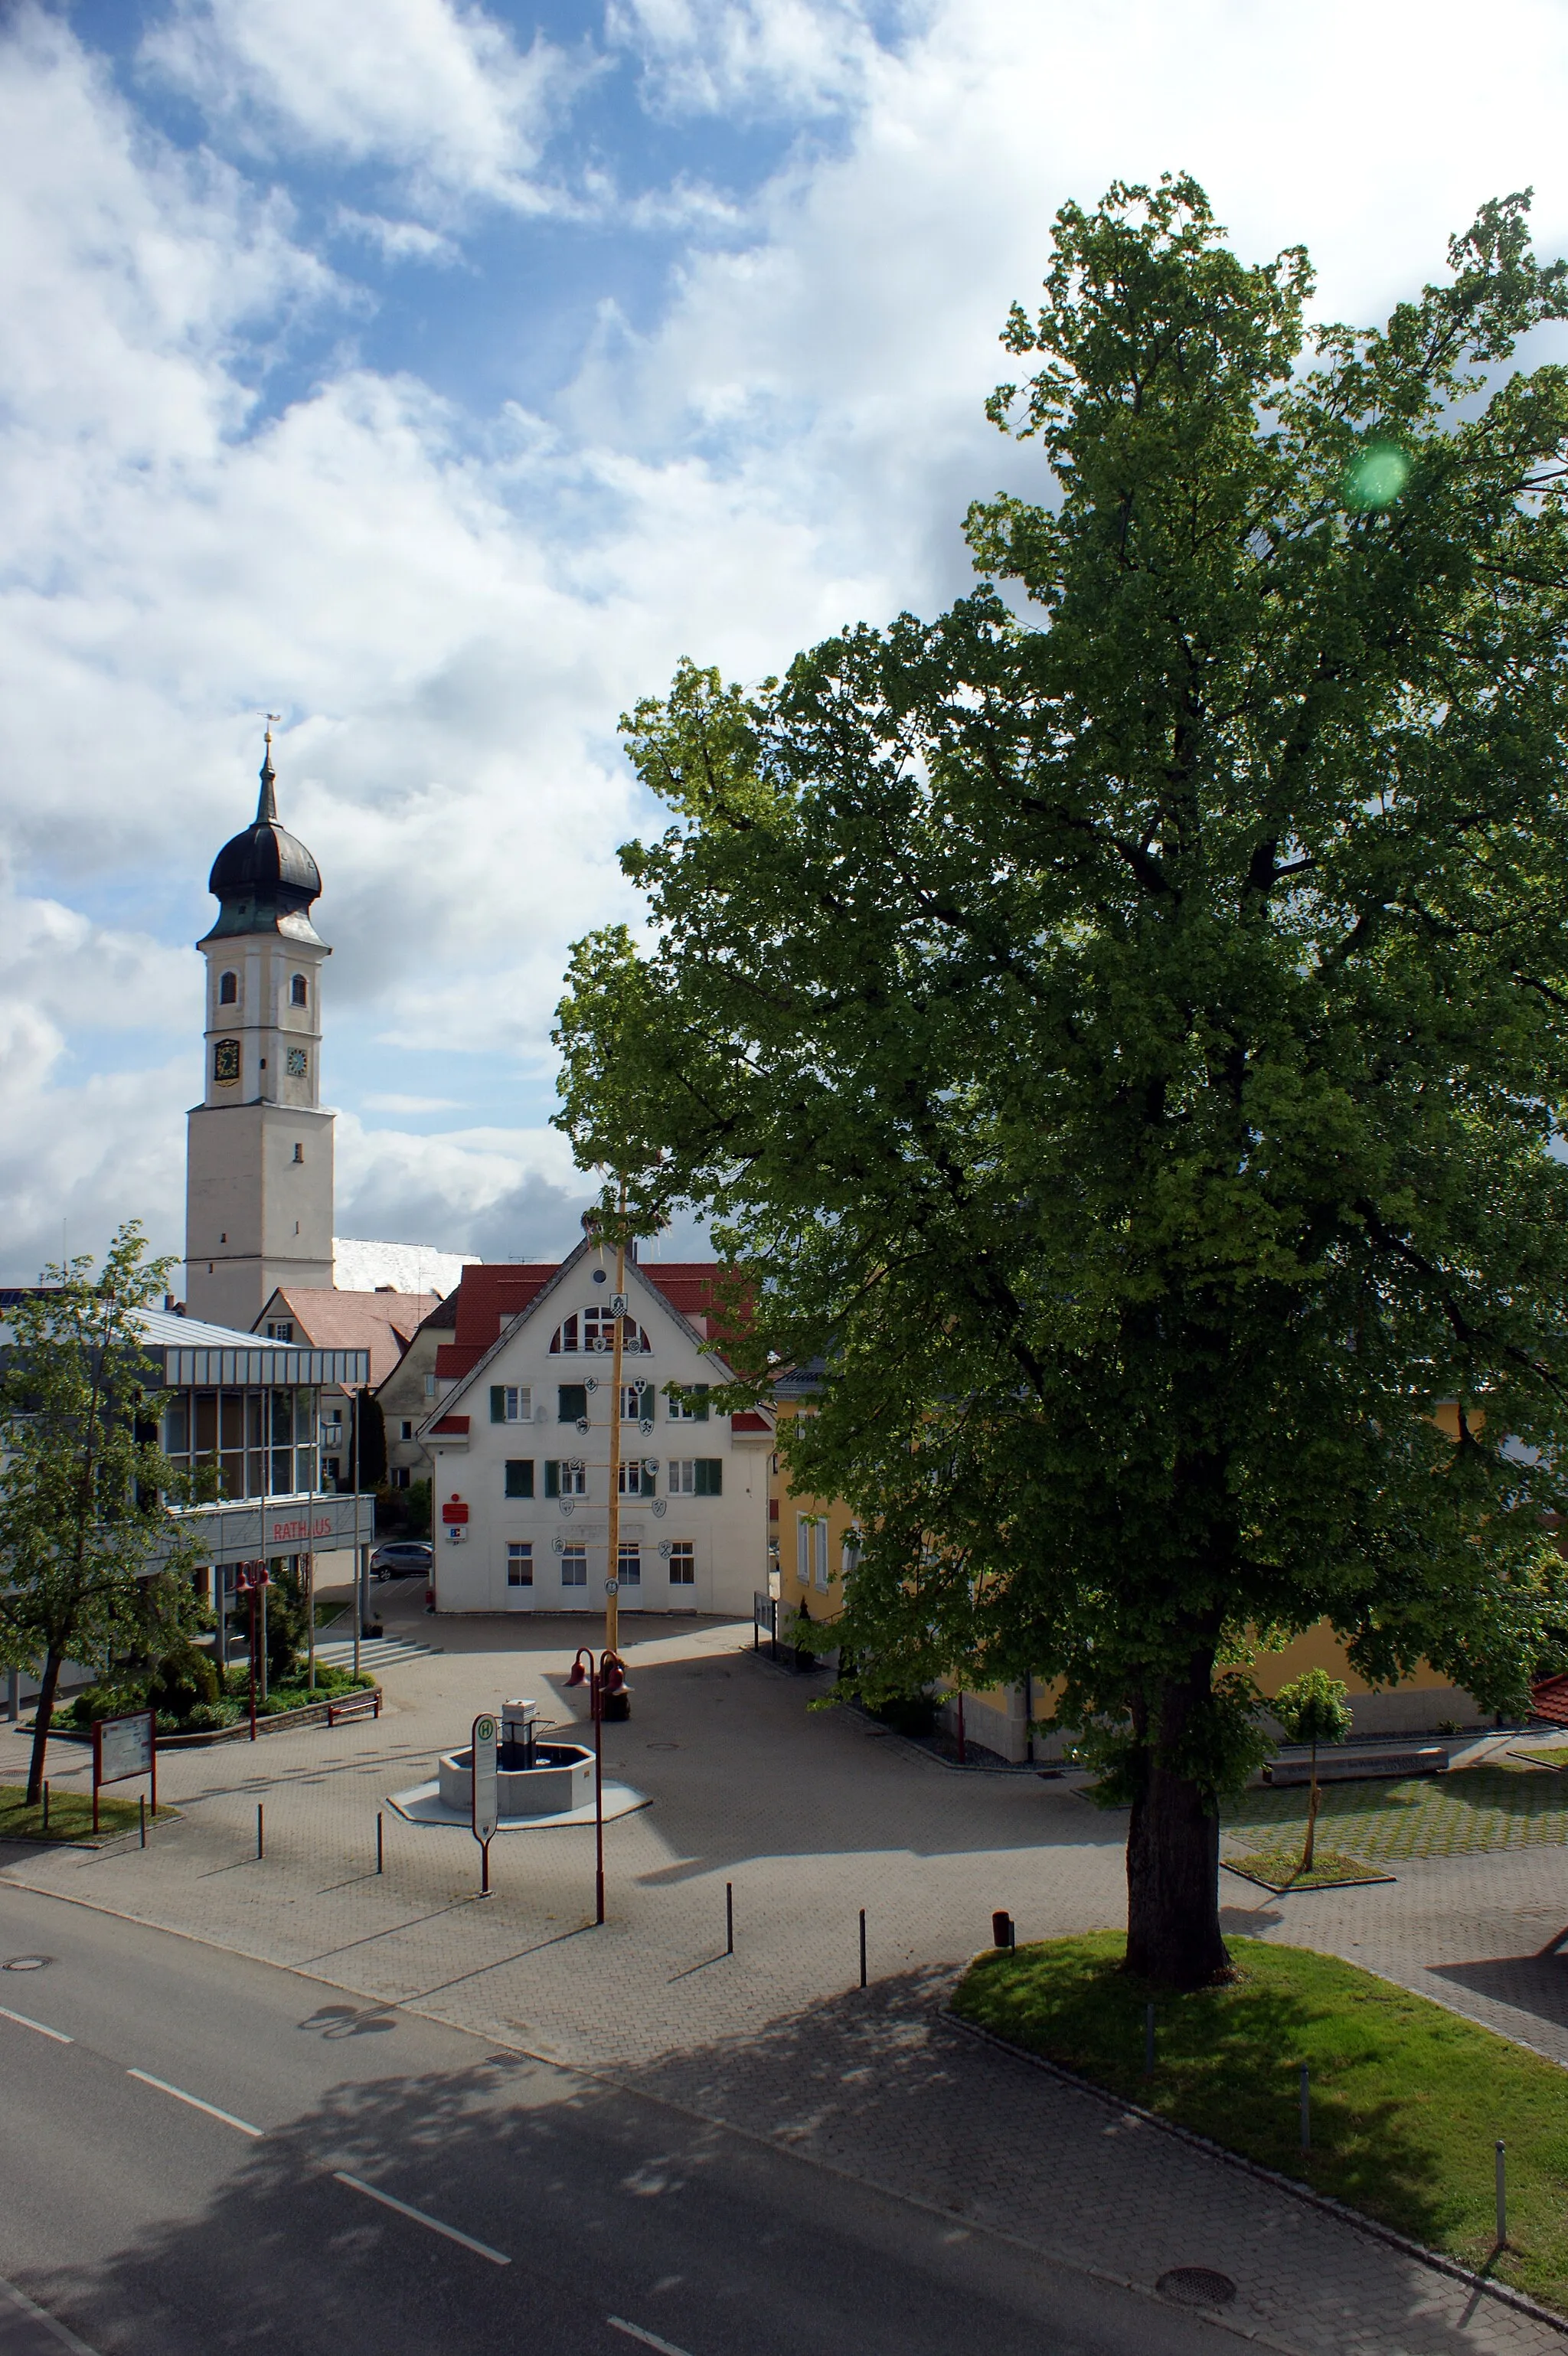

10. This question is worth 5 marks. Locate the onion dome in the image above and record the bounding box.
[199,730,325,944]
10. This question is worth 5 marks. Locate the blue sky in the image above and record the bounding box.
[2,0,1566,1282]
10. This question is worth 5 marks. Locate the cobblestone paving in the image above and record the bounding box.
[2,1610,1562,2354]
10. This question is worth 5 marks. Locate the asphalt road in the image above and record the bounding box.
[0,1883,1236,2356]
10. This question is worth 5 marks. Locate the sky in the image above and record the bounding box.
[3,0,1567,1285]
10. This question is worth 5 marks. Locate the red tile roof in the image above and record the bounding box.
[259,1288,439,1387]
[432,1260,735,1382]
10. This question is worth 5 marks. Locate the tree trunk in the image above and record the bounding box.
[25,1650,62,1809]
[1124,1652,1232,1989]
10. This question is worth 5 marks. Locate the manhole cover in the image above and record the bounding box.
[1157,2268,1237,2309]
[4,1956,52,1972]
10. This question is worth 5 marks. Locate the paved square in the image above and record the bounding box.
[4,1603,1564,2355]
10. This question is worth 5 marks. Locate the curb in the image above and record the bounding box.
[942,2001,1568,2341]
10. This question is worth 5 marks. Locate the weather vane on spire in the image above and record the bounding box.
[256,711,283,822]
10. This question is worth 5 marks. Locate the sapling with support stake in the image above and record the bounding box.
[1272,1670,1353,1875]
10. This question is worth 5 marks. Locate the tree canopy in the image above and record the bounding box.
[555,178,1568,1984]
[0,1223,202,1801]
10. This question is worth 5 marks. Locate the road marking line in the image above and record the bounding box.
[608,2321,694,2356]
[0,2002,72,2044]
[332,2172,511,2264]
[1,2273,103,2355]
[126,2070,263,2136]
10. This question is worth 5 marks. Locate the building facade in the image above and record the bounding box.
[416,1243,771,1616]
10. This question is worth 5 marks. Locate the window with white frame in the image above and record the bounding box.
[545,1459,586,1498]
[815,1520,830,1592]
[618,1542,641,1587]
[400,1420,413,1440]
[668,1541,694,1586]
[797,1515,811,1585]
[669,1459,722,1496]
[666,1384,708,1421]
[560,1544,586,1586]
[620,1381,652,1422]
[507,1543,533,1586]
[550,1309,651,1354]
[618,1459,652,1496]
[491,1386,531,1423]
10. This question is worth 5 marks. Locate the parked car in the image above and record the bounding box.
[370,1539,433,1580]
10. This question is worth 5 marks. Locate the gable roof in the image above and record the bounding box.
[257,1287,438,1387]
[425,1243,766,1431]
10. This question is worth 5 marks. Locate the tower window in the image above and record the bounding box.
[292,1143,304,1163]
[290,974,308,1007]
[218,971,238,1005]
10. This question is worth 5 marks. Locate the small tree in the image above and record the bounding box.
[0,1224,203,1802]
[1271,1668,1353,1872]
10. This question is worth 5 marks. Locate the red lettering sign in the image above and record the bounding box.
[442,1498,469,1524]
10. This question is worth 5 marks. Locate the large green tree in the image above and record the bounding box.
[0,1224,202,1802]
[556,179,1568,1987]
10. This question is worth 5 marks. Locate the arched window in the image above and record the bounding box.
[218,971,238,1005]
[549,1309,651,1354]
[290,974,308,1007]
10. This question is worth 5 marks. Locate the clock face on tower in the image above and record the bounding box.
[286,1046,308,1077]
[214,1039,240,1085]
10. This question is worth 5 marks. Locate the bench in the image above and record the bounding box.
[1263,1743,1446,1787]
[326,1691,381,1727]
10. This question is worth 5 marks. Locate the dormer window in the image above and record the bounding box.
[218,972,238,1005]
[290,974,308,1007]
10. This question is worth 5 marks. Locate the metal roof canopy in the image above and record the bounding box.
[159,1345,369,1388]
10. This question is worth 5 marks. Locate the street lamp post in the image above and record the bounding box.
[566,1645,626,1925]
[234,1563,270,1741]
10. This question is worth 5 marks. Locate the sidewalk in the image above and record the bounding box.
[2,1608,1560,2354]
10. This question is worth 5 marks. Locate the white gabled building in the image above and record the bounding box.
[415,1240,772,1617]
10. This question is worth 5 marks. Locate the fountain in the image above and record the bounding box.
[387,1694,648,1831]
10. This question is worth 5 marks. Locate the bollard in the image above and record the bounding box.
[1300,2062,1310,2152]
[256,1802,265,1861]
[991,1910,1014,1952]
[377,1812,384,1874]
[1496,2138,1507,2248]
[859,1908,868,1989]
[41,1782,49,1834]
[725,1881,733,1956]
[1144,2001,1155,2077]
[139,1795,147,1849]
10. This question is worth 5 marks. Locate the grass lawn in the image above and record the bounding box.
[1224,1845,1394,1892]
[0,1783,175,1843]
[1221,1760,1568,1860]
[953,1932,1568,2314]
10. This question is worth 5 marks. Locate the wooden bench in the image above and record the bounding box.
[326,1691,381,1727]
[1263,1743,1446,1786]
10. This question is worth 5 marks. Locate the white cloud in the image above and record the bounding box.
[5,0,1568,1290]
[333,209,464,266]
[609,0,880,119]
[143,0,594,216]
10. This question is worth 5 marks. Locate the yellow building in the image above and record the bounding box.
[767,1379,1490,1761]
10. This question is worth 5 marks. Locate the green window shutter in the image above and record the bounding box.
[544,1461,559,1499]
[695,1458,722,1497]
[694,1384,710,1422]
[505,1460,534,1499]
[490,1386,506,1423]
[559,1384,587,1422]
[640,1383,655,1423]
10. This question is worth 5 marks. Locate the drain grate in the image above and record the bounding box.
[1156,2268,1237,2309]
[3,1956,53,1972]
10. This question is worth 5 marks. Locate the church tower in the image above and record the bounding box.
[185,731,335,1328]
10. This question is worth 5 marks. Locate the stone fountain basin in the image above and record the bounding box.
[438,1740,593,1821]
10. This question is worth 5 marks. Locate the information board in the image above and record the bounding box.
[96,1710,155,1786]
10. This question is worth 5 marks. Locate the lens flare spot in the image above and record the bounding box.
[1345,442,1412,509]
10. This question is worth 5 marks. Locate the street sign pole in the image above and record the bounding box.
[471,1711,499,1897]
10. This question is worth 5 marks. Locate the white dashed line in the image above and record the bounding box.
[0,2003,72,2044]
[126,2070,263,2136]
[332,2172,511,2264]
[1,2272,103,2354]
[607,2320,695,2356]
